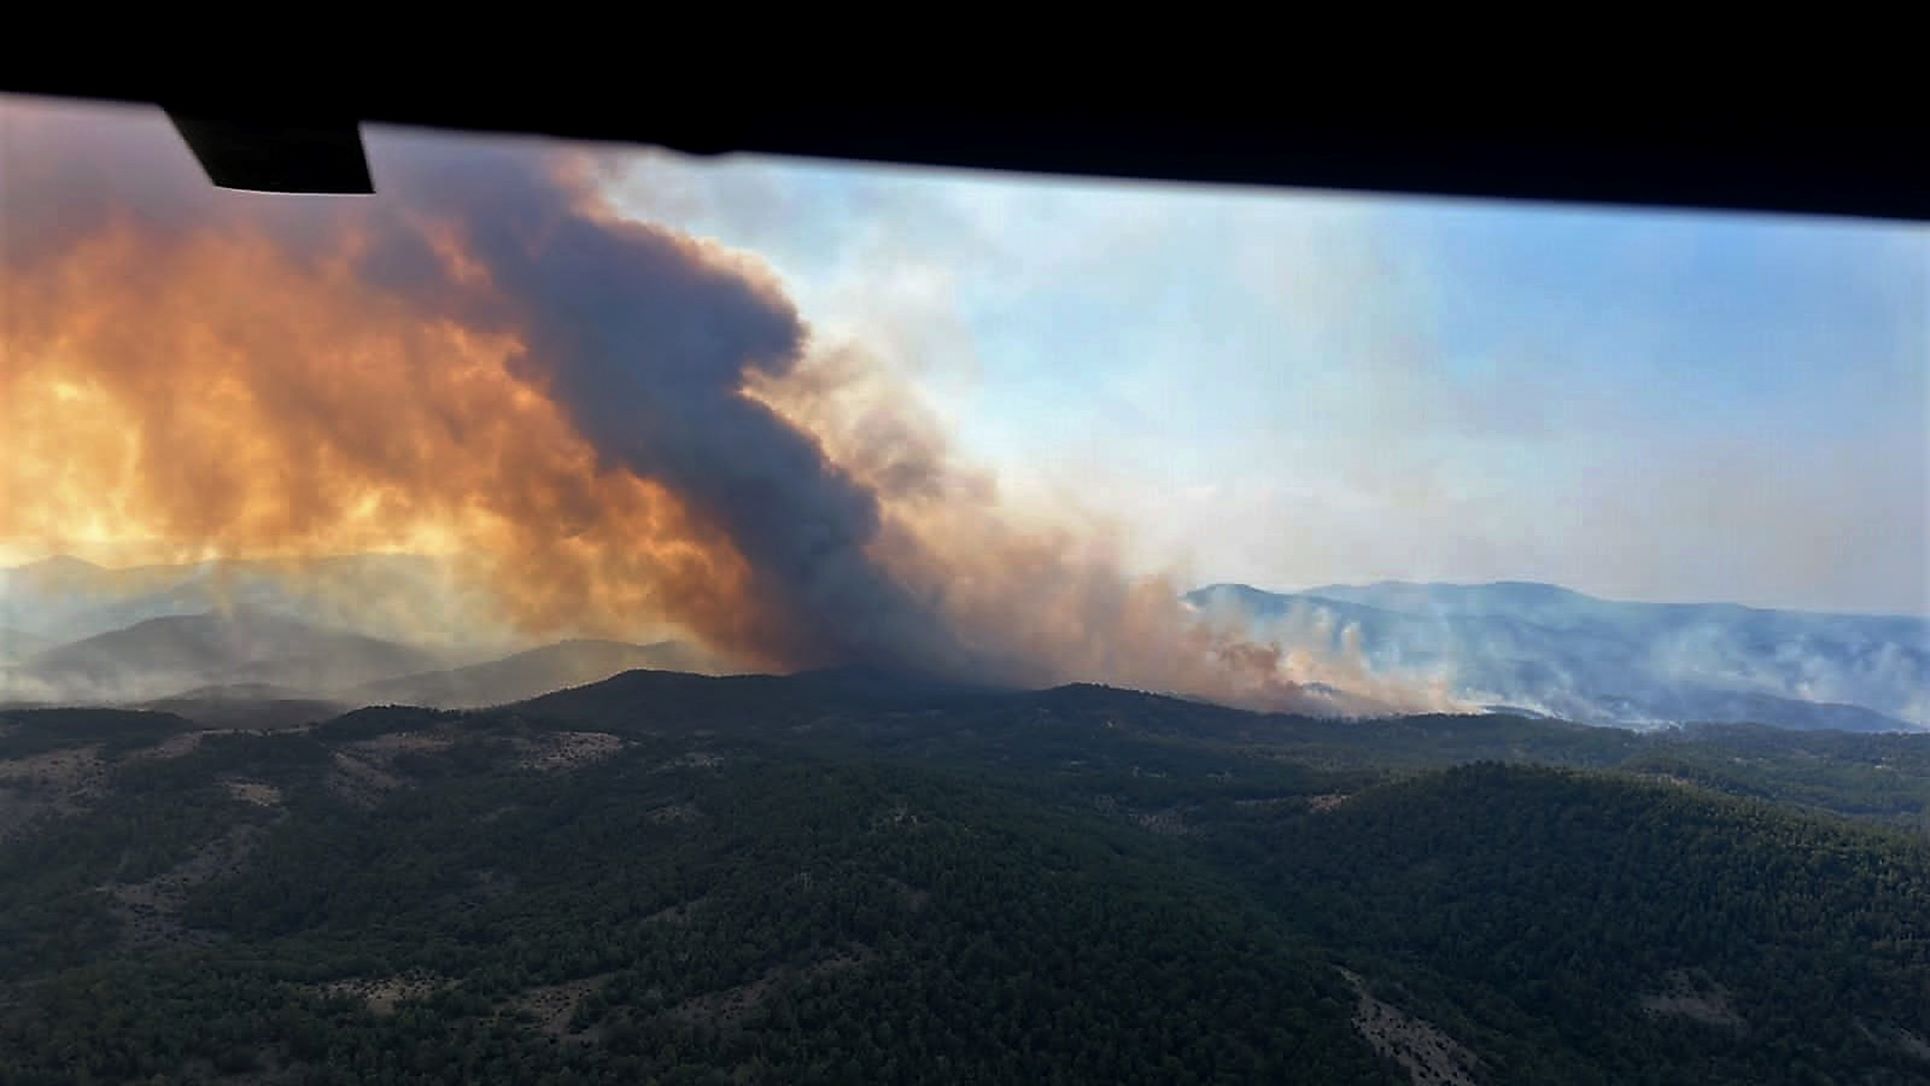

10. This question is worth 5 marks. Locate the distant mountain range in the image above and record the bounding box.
[0,554,723,711]
[3,610,446,705]
[1188,581,1930,732]
[1,607,720,714]
[356,638,723,709]
[5,556,1926,732]
[0,553,516,657]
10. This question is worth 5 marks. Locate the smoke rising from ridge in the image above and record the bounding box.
[1,97,1449,714]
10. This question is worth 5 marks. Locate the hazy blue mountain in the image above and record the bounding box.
[1188,581,1929,731]
[5,609,445,704]
[0,628,54,666]
[0,554,516,659]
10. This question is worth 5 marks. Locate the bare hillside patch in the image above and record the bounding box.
[514,730,625,772]
[324,729,461,806]
[1342,968,1482,1086]
[326,751,405,808]
[347,730,457,758]
[101,824,266,948]
[1133,806,1193,836]
[645,801,701,825]
[221,778,283,807]
[310,971,450,1016]
[507,973,616,1042]
[0,745,107,840]
[1638,970,1746,1032]
[1857,1019,1930,1063]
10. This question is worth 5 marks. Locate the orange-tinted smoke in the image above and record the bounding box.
[2,98,1454,714]
[0,217,803,660]
[0,104,810,666]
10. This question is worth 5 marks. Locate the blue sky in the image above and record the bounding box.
[603,150,1928,616]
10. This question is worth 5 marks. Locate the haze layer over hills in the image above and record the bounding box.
[1190,581,1929,732]
[5,556,1926,733]
[0,556,723,710]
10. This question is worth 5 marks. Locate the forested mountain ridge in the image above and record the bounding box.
[2,669,1928,1083]
[1205,763,1930,1083]
[507,670,1930,833]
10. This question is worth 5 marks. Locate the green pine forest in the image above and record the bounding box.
[2,670,1928,1084]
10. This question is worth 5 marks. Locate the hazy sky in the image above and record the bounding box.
[4,98,1926,618]
[603,149,1930,616]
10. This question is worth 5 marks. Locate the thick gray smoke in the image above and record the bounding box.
[355,139,973,676]
[5,104,972,678]
[5,98,1432,714]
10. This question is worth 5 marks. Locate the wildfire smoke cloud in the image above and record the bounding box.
[1,97,1448,714]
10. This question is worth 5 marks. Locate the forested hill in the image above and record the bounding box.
[1,670,1928,1083]
[1207,763,1930,1083]
[511,669,1930,832]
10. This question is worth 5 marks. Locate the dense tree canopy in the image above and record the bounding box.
[2,675,1927,1083]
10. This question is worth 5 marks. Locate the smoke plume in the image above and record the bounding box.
[1,97,1449,714]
